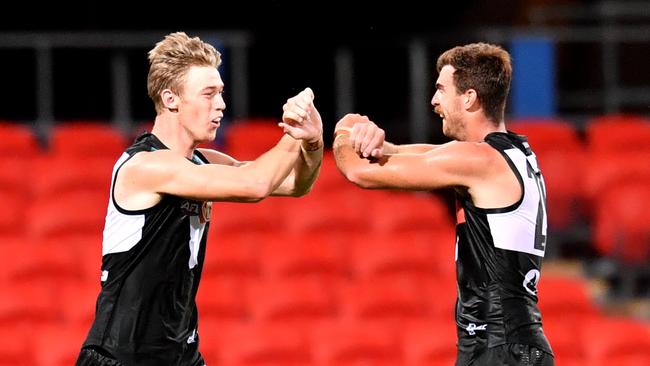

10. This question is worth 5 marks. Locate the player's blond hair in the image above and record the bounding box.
[147,32,222,114]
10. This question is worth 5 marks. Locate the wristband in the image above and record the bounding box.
[302,139,323,152]
[334,126,352,140]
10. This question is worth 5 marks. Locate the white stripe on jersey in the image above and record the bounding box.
[188,215,205,269]
[103,153,145,256]
[487,148,547,257]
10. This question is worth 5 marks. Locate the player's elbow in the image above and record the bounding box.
[345,167,377,189]
[240,180,274,202]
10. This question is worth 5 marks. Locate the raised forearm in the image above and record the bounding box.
[243,134,302,199]
[291,137,324,196]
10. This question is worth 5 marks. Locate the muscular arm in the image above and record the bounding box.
[333,134,492,191]
[271,138,323,197]
[115,134,301,209]
[382,141,439,155]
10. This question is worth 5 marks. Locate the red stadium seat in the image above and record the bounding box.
[49,121,129,159]
[543,318,587,365]
[593,180,650,264]
[202,232,262,279]
[369,191,453,234]
[32,324,89,366]
[248,277,338,325]
[196,276,249,322]
[585,113,650,154]
[310,320,403,366]
[285,191,373,235]
[215,322,311,366]
[0,121,41,158]
[208,198,287,237]
[0,324,35,365]
[508,117,584,152]
[584,151,650,214]
[29,155,114,197]
[26,191,108,240]
[537,275,600,322]
[581,316,650,366]
[350,231,454,280]
[340,277,429,322]
[223,118,284,161]
[0,190,27,239]
[260,233,349,281]
[402,319,458,366]
[308,150,353,195]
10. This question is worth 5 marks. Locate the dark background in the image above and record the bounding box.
[0,0,605,145]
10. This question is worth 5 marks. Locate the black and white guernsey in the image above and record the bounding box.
[82,133,211,366]
[454,132,553,357]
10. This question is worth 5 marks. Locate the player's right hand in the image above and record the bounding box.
[350,120,385,158]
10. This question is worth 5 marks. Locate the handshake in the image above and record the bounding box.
[334,113,386,159]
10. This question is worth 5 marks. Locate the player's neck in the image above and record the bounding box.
[151,116,196,159]
[468,118,506,142]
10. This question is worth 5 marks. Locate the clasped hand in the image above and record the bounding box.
[335,113,386,159]
[279,87,323,143]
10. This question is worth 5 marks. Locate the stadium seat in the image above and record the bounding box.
[401,319,457,366]
[340,276,429,322]
[32,324,89,366]
[369,191,453,234]
[310,320,403,366]
[308,150,352,195]
[584,151,650,213]
[0,242,82,285]
[0,121,41,158]
[285,191,373,235]
[350,231,453,280]
[26,191,108,240]
[29,155,114,197]
[0,324,35,365]
[581,316,650,366]
[260,233,349,281]
[248,277,338,325]
[57,281,100,328]
[585,113,650,154]
[196,276,249,322]
[508,117,584,152]
[222,118,284,161]
[49,121,128,158]
[215,322,311,366]
[208,198,287,237]
[537,275,600,322]
[0,157,32,198]
[0,190,26,239]
[543,318,587,366]
[593,180,650,264]
[0,282,60,327]
[202,232,262,279]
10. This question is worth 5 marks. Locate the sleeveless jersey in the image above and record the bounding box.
[454,132,553,357]
[82,133,211,366]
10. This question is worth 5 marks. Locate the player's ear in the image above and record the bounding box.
[162,89,179,113]
[464,89,478,110]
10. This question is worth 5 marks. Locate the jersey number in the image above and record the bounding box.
[527,163,548,252]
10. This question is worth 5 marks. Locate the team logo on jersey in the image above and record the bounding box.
[180,200,212,223]
[200,201,212,224]
[466,323,487,335]
[523,269,540,295]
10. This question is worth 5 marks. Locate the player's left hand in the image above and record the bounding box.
[350,120,385,158]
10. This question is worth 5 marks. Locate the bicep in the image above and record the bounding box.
[133,151,266,202]
[352,143,487,190]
